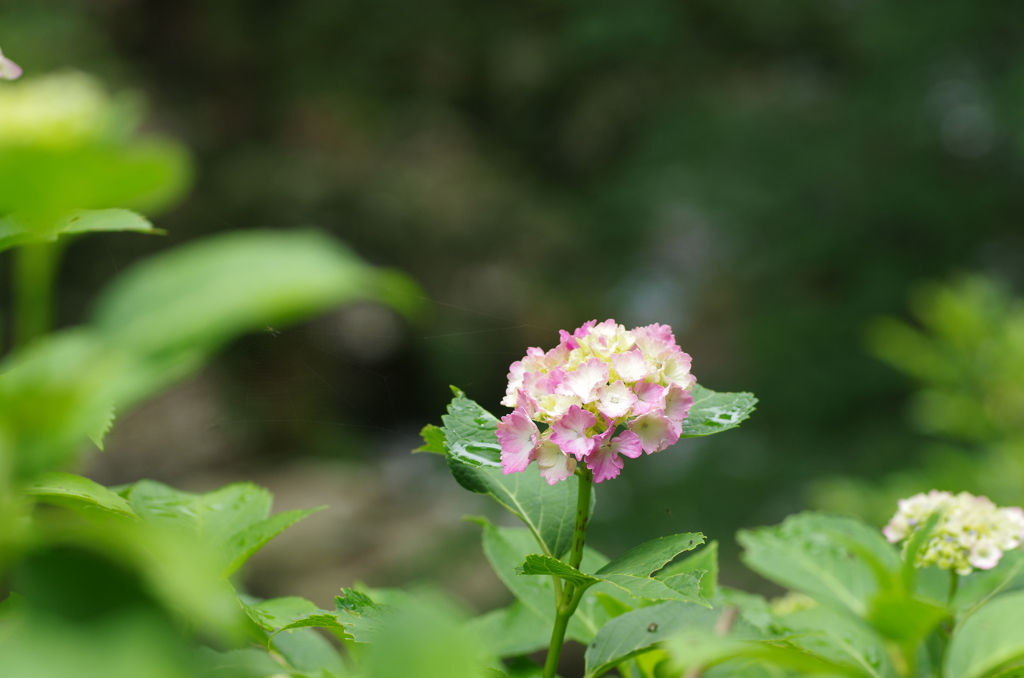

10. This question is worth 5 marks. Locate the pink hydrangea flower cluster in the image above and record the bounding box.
[496,320,696,485]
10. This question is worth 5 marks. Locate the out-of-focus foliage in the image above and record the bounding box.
[0,71,190,236]
[812,276,1024,524]
[0,229,416,482]
[664,512,1024,678]
[6,0,1024,553]
[0,65,429,673]
[0,225,423,675]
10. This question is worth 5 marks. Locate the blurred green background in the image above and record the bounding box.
[2,0,1023,609]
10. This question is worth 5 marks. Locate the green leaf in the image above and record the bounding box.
[954,550,1024,620]
[503,657,548,678]
[782,606,899,678]
[946,589,1024,678]
[196,647,287,678]
[519,554,709,606]
[0,230,419,482]
[715,587,776,634]
[0,614,198,678]
[22,471,137,519]
[597,533,705,577]
[88,403,115,451]
[667,630,859,677]
[868,591,946,646]
[584,601,725,678]
[519,553,599,586]
[681,385,758,437]
[124,480,319,575]
[126,481,273,542]
[0,330,131,480]
[335,588,395,643]
[221,507,325,577]
[360,592,482,678]
[738,512,880,616]
[92,229,409,362]
[415,423,447,454]
[239,603,347,677]
[594,591,634,620]
[817,520,903,595]
[599,573,707,607]
[0,208,162,252]
[474,518,627,644]
[56,208,163,236]
[43,517,248,640]
[468,601,551,658]
[244,596,346,638]
[445,390,588,559]
[658,541,718,598]
[0,139,192,222]
[441,387,503,467]
[196,646,287,678]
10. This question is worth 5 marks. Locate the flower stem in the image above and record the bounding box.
[542,467,593,678]
[569,467,592,570]
[13,242,60,350]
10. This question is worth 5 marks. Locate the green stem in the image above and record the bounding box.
[542,467,593,678]
[935,572,961,678]
[13,242,60,350]
[0,252,5,357]
[0,442,28,574]
[569,467,592,570]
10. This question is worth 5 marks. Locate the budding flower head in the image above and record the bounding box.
[883,490,1024,575]
[496,320,695,485]
[0,47,22,81]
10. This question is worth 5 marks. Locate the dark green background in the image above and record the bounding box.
[2,0,1023,596]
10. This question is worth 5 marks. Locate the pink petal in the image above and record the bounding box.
[573,320,597,339]
[597,380,637,420]
[609,430,643,459]
[632,323,678,357]
[536,440,577,484]
[516,388,539,418]
[0,55,22,80]
[497,408,539,474]
[664,385,693,423]
[524,367,565,399]
[587,443,624,483]
[549,405,597,460]
[631,380,666,415]
[630,409,679,454]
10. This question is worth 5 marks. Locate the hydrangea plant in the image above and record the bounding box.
[420,320,757,677]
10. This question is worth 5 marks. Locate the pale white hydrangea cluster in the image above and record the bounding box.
[883,490,1024,575]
